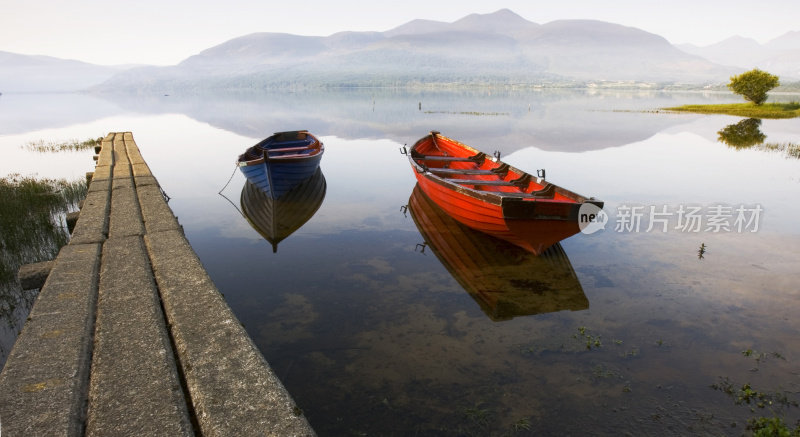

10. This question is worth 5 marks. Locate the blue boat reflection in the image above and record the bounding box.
[240,167,326,253]
[408,184,588,321]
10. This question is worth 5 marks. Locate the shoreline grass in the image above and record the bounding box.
[753,142,800,160]
[663,102,800,119]
[0,174,87,281]
[23,137,103,153]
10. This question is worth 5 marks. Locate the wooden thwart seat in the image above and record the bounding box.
[267,152,315,159]
[429,168,501,175]
[500,183,557,198]
[411,150,486,164]
[446,178,518,186]
[267,146,314,153]
[427,163,509,176]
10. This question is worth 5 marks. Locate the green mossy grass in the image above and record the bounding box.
[664,102,800,119]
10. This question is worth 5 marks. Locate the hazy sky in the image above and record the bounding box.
[1,0,797,65]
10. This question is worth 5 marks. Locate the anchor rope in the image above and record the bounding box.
[218,163,239,195]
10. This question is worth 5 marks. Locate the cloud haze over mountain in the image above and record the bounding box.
[2,9,797,93]
[678,31,800,79]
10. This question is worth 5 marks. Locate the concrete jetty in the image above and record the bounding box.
[0,132,315,436]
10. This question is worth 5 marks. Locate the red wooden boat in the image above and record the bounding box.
[406,131,603,255]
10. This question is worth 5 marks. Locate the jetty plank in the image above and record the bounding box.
[146,229,313,436]
[68,189,110,245]
[0,243,101,436]
[0,131,315,436]
[108,185,144,238]
[86,236,193,436]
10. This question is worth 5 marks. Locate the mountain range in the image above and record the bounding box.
[2,9,798,92]
[0,51,128,93]
[678,32,800,78]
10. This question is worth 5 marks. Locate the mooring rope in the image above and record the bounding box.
[218,163,239,195]
[216,163,246,219]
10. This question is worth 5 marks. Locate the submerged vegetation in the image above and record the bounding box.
[754,142,800,160]
[664,102,800,119]
[0,174,88,364]
[0,174,86,281]
[23,137,103,153]
[710,348,800,436]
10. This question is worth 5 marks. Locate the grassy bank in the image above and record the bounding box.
[664,102,800,119]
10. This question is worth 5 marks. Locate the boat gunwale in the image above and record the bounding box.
[408,131,600,209]
[238,131,324,167]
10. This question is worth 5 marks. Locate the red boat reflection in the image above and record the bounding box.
[408,184,588,321]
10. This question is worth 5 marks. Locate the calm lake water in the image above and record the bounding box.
[1,89,799,435]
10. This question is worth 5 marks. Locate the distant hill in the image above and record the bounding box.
[96,9,733,92]
[0,51,131,92]
[678,31,800,80]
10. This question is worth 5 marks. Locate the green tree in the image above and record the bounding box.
[728,69,780,105]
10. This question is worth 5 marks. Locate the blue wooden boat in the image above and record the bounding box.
[238,130,324,198]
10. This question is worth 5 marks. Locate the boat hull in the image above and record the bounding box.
[408,132,602,255]
[238,130,324,198]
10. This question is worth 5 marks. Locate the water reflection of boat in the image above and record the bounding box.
[408,184,588,321]
[240,168,326,253]
[237,130,324,198]
[407,131,603,255]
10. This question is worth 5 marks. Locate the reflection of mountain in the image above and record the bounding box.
[95,88,716,153]
[0,93,126,135]
[408,184,587,321]
[240,168,326,252]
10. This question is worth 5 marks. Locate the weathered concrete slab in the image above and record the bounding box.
[146,229,315,436]
[112,134,129,166]
[86,173,112,193]
[132,163,153,178]
[88,164,112,188]
[69,189,110,245]
[134,174,159,187]
[0,243,101,436]
[86,236,193,436]
[125,134,146,166]
[137,185,182,233]
[113,162,132,178]
[1,131,315,436]
[111,175,134,190]
[108,185,144,238]
[97,134,114,165]
[18,260,55,290]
